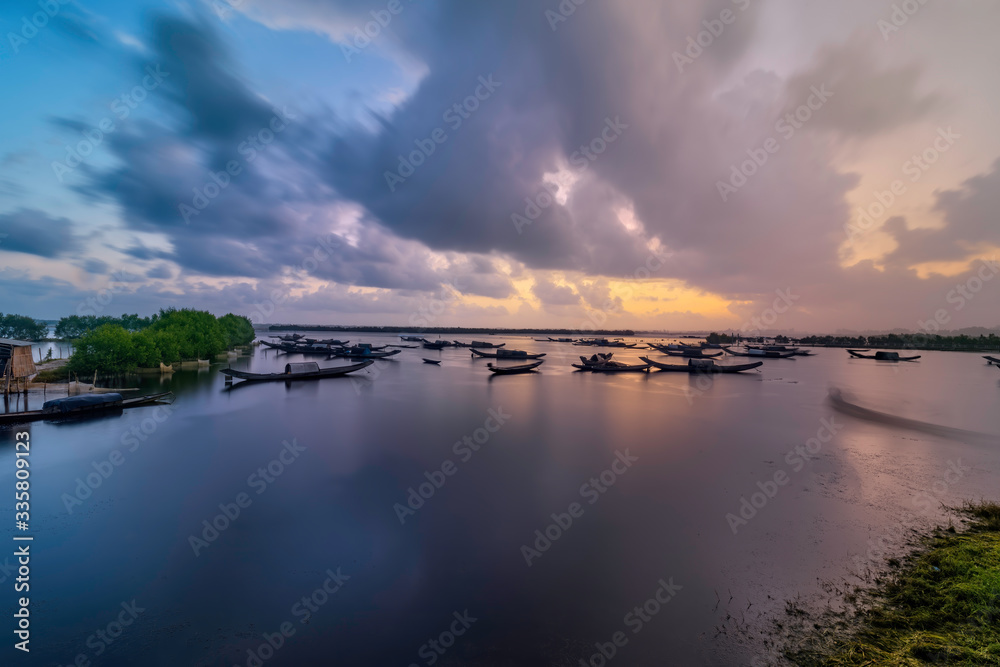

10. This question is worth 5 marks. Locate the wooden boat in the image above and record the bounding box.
[387,344,418,349]
[487,361,544,374]
[748,345,799,353]
[847,350,920,362]
[422,358,441,365]
[0,392,174,425]
[400,335,427,342]
[332,347,401,359]
[423,341,449,350]
[641,357,763,374]
[471,348,545,359]
[548,337,574,343]
[269,334,304,342]
[469,341,506,348]
[221,360,373,383]
[663,349,724,358]
[722,346,796,359]
[452,341,473,347]
[572,360,651,373]
[983,356,1000,365]
[579,353,614,366]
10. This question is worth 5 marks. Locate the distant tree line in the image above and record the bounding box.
[799,333,1000,351]
[66,309,255,376]
[55,314,156,339]
[0,313,48,341]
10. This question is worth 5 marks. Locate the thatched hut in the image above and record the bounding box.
[0,339,37,394]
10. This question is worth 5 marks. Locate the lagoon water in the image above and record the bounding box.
[2,335,999,666]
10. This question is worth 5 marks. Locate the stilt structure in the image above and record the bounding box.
[0,339,37,396]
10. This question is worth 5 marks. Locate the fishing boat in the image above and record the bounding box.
[423,341,449,350]
[572,360,651,373]
[662,349,724,359]
[422,359,442,365]
[332,347,401,360]
[548,337,575,343]
[487,361,544,375]
[221,360,374,384]
[983,356,1000,365]
[269,333,304,342]
[400,335,427,342]
[748,345,799,353]
[722,346,796,359]
[470,349,545,360]
[578,353,614,366]
[847,350,920,362]
[469,341,506,349]
[641,357,763,374]
[452,341,473,347]
[0,392,174,425]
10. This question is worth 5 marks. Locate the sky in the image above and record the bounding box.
[1,0,999,334]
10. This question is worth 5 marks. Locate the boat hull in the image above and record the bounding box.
[220,360,374,382]
[641,358,763,373]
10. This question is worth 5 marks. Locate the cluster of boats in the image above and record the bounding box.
[261,335,401,359]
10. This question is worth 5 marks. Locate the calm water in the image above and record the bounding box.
[2,335,999,666]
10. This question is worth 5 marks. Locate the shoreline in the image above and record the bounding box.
[785,501,1000,666]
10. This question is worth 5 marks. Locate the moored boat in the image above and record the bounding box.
[422,358,442,365]
[640,357,763,374]
[983,356,1000,365]
[0,392,175,425]
[572,360,651,373]
[221,360,374,383]
[847,350,920,362]
[722,346,796,359]
[471,348,545,359]
[487,361,544,374]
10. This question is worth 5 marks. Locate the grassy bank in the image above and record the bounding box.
[791,502,1000,666]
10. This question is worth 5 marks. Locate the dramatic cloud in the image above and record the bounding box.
[0,208,83,258]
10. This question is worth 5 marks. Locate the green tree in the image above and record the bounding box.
[149,308,226,359]
[218,313,255,348]
[66,324,140,375]
[0,313,48,340]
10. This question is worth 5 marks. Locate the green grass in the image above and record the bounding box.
[791,502,1000,666]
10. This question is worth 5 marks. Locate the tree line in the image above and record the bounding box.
[0,313,48,341]
[66,309,255,375]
